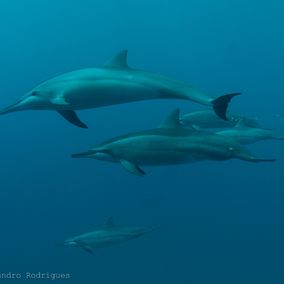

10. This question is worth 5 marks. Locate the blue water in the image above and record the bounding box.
[0,1,283,283]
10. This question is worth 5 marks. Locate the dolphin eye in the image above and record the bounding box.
[30,91,38,96]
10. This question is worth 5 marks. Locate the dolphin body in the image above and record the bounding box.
[0,50,240,128]
[181,109,260,129]
[72,109,276,176]
[216,120,284,145]
[64,218,154,254]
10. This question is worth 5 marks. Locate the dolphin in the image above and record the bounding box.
[216,119,284,145]
[64,218,154,254]
[181,109,260,129]
[71,109,276,176]
[0,50,240,128]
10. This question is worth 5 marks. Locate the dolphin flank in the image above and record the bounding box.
[216,119,284,144]
[64,217,155,254]
[72,109,276,176]
[0,50,240,128]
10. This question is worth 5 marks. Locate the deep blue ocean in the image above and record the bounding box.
[0,1,284,283]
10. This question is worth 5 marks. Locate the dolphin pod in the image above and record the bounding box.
[0,50,240,128]
[72,109,276,176]
[1,50,279,255]
[64,217,154,254]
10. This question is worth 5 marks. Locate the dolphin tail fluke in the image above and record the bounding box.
[57,110,88,129]
[212,93,241,120]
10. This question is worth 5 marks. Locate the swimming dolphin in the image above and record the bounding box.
[0,50,240,128]
[181,109,260,129]
[72,109,276,176]
[64,218,154,254]
[216,119,284,145]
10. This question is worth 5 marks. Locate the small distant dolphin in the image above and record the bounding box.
[64,218,154,254]
[72,109,276,176]
[216,119,284,145]
[181,109,260,129]
[0,50,240,128]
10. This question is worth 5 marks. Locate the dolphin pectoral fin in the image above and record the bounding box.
[74,240,93,253]
[103,49,129,69]
[120,160,146,176]
[81,246,93,254]
[191,124,202,130]
[76,242,93,254]
[58,110,88,129]
[212,93,241,121]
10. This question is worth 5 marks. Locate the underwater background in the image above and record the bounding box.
[0,0,284,283]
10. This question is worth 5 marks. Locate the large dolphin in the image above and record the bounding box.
[64,218,154,254]
[216,119,284,145]
[181,109,260,129]
[0,50,240,128]
[72,109,276,176]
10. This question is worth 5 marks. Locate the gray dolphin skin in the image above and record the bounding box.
[216,119,284,145]
[0,50,240,128]
[64,218,154,254]
[181,109,260,129]
[72,109,276,176]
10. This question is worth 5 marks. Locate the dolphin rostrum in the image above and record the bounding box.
[0,50,240,128]
[216,119,284,145]
[64,217,154,254]
[72,109,276,176]
[181,109,260,129]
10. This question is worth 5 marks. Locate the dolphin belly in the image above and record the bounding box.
[129,150,205,166]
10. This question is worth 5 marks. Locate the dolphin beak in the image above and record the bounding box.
[0,94,43,115]
[0,100,24,115]
[146,227,156,234]
[247,157,277,163]
[63,239,78,246]
[238,153,277,163]
[0,95,36,115]
[139,227,156,235]
[72,149,109,159]
[72,151,92,158]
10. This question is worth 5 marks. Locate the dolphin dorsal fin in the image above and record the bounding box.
[159,109,182,128]
[102,217,115,230]
[103,50,129,69]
